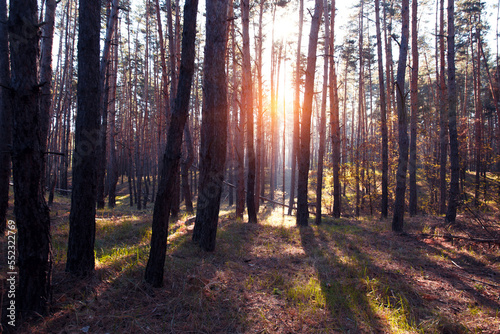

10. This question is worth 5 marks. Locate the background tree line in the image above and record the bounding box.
[0,0,498,318]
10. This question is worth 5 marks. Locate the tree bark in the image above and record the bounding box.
[330,0,340,219]
[438,0,448,215]
[392,0,409,232]
[446,0,459,224]
[0,0,12,232]
[409,0,418,216]
[192,0,229,250]
[66,0,101,276]
[375,0,388,218]
[144,0,198,287]
[9,0,52,315]
[296,0,323,226]
[288,0,303,216]
[242,0,258,224]
[97,0,119,209]
[315,0,330,225]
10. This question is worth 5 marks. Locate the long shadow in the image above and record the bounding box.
[26,208,276,333]
[299,223,386,332]
[325,219,500,332]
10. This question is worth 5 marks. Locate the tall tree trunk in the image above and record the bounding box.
[181,124,194,213]
[409,0,418,216]
[355,0,364,218]
[39,0,56,192]
[242,0,258,224]
[315,0,330,225]
[446,0,459,223]
[144,0,198,287]
[231,8,245,219]
[392,0,409,232]
[255,0,264,212]
[330,0,340,218]
[107,26,119,208]
[0,0,12,232]
[288,0,303,215]
[375,0,388,218]
[192,0,229,250]
[438,0,448,215]
[296,0,323,226]
[474,24,482,205]
[66,0,101,276]
[9,0,52,316]
[97,0,119,209]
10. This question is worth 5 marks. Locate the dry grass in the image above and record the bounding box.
[1,190,500,333]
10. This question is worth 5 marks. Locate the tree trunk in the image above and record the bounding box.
[107,25,119,208]
[9,0,52,315]
[409,0,418,216]
[181,124,194,213]
[446,0,459,223]
[375,0,388,218]
[296,0,323,226]
[330,0,340,218]
[0,0,12,232]
[97,0,119,209]
[288,0,303,216]
[66,0,101,276]
[144,0,198,287]
[474,24,482,205]
[192,0,229,250]
[315,0,330,225]
[392,0,409,232]
[231,8,245,219]
[242,0,258,224]
[438,0,448,215]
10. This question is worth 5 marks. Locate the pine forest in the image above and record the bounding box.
[1,0,500,332]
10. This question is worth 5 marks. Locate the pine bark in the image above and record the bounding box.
[0,0,11,232]
[288,0,303,215]
[330,0,340,218]
[192,0,229,250]
[446,0,459,223]
[409,0,418,216]
[9,0,52,315]
[242,0,258,224]
[375,0,388,218]
[315,0,330,225]
[392,0,409,232]
[438,0,448,215]
[66,0,101,276]
[296,0,323,226]
[144,0,198,287]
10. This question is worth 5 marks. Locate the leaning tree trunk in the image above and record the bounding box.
[296,0,323,226]
[392,0,409,232]
[66,0,101,277]
[144,0,198,287]
[0,0,12,232]
[9,0,52,316]
[446,0,459,223]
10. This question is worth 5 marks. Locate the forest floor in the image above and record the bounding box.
[2,186,500,333]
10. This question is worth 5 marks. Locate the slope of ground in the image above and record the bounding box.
[2,192,499,333]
